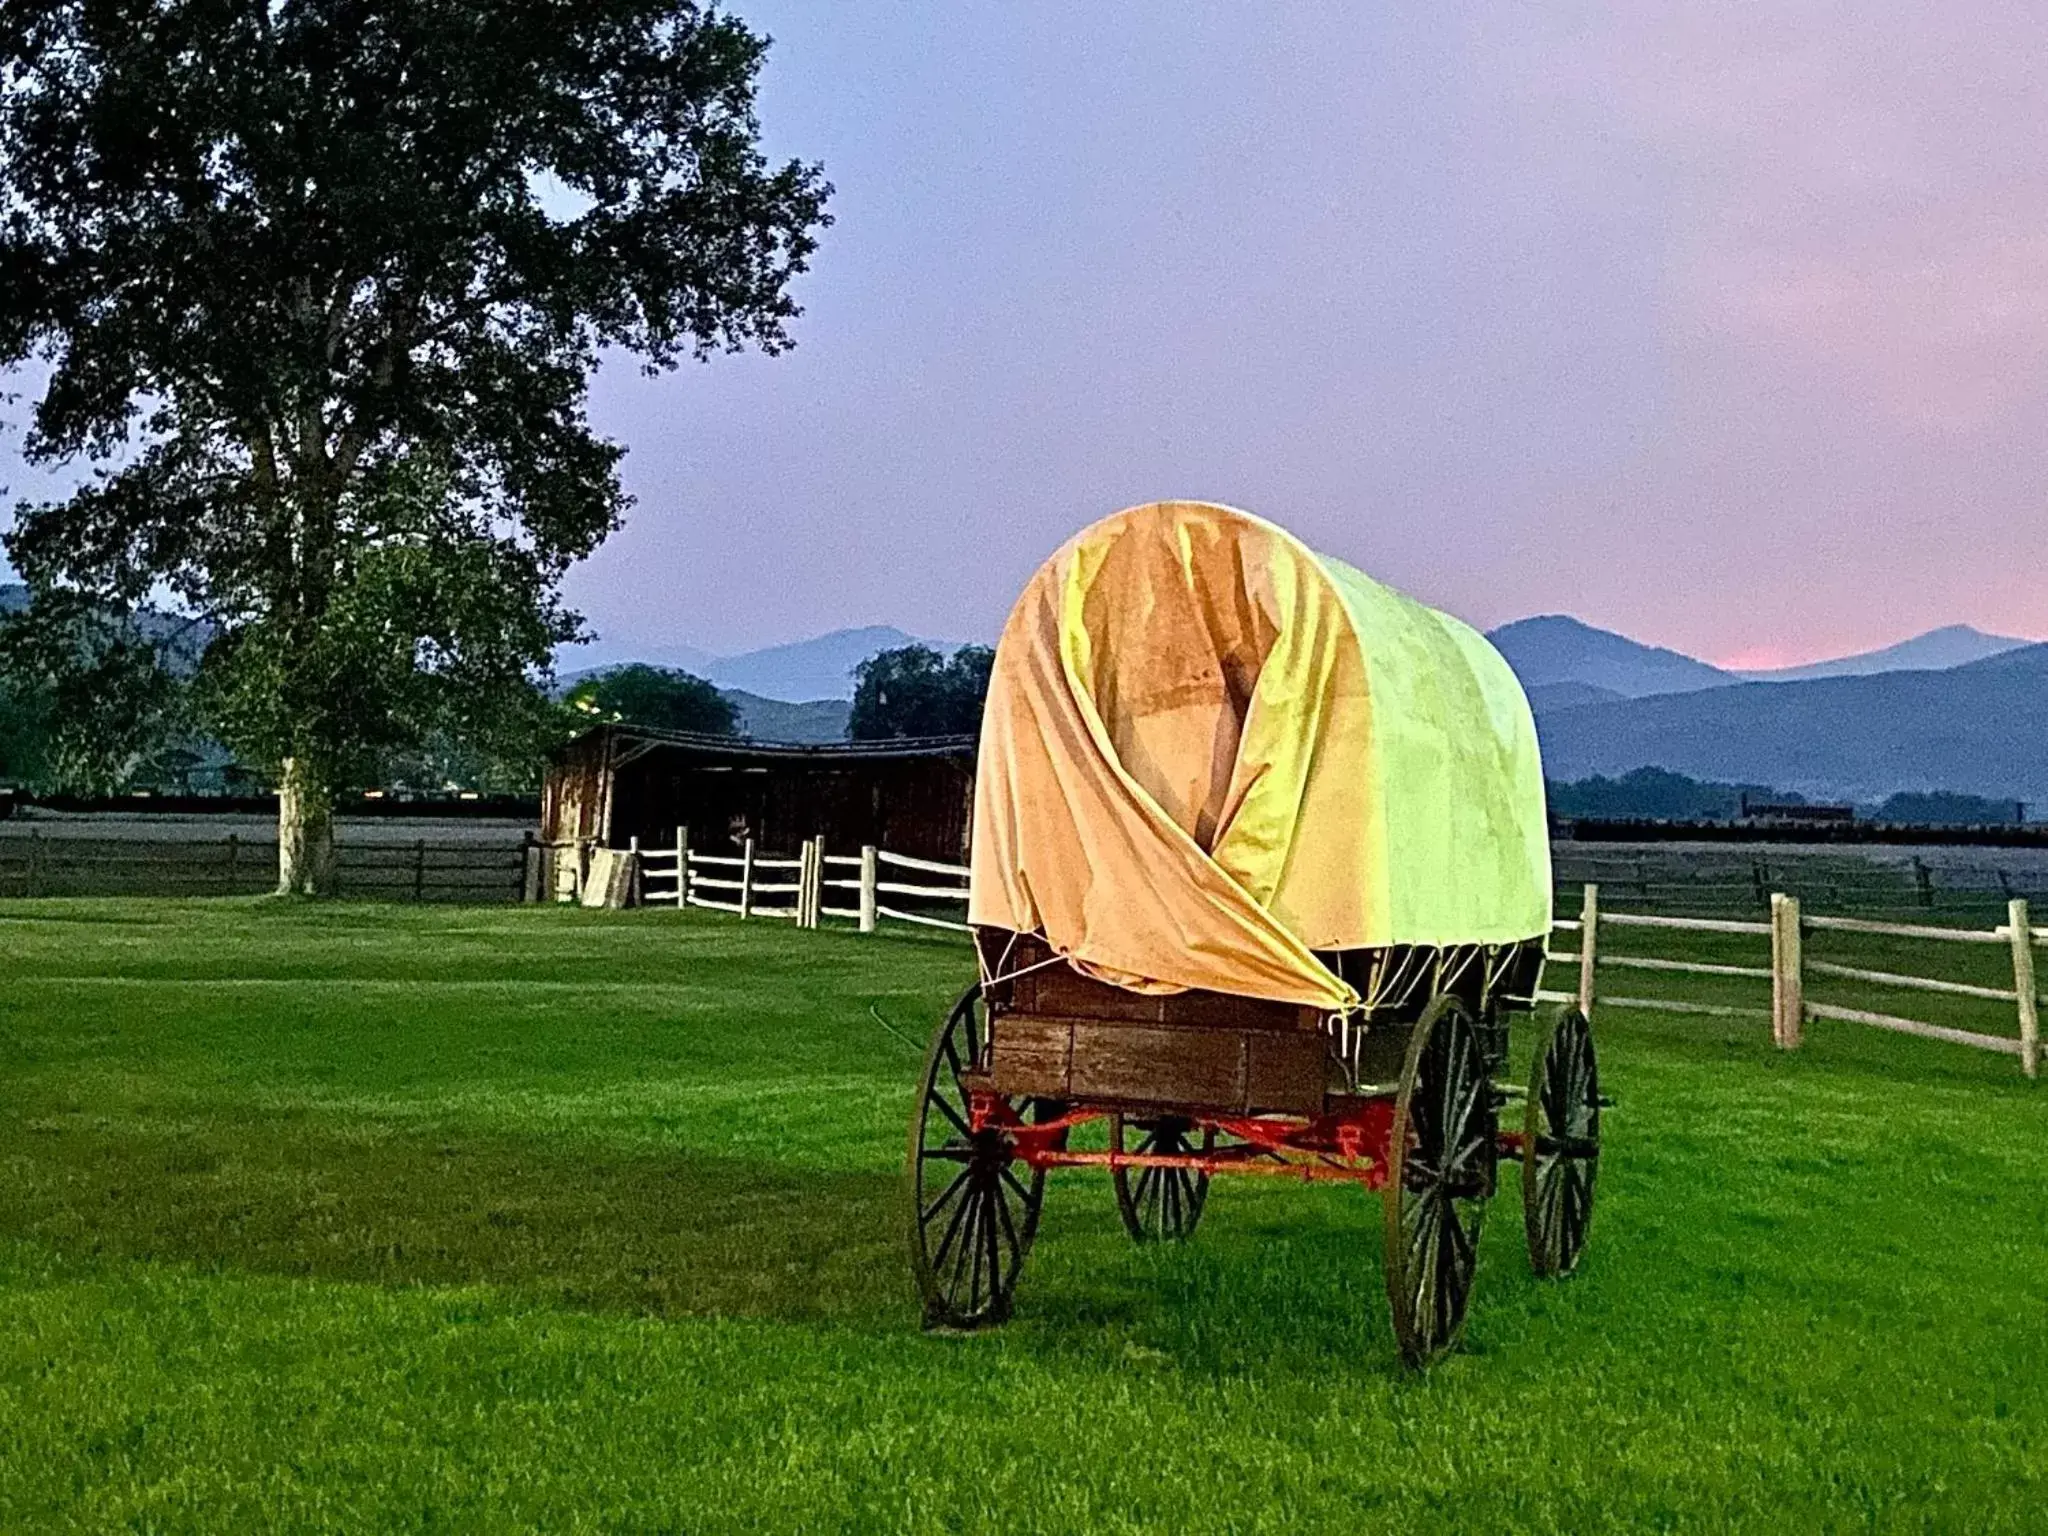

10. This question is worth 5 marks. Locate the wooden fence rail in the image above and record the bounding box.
[2,830,528,901]
[1562,882,2043,1078]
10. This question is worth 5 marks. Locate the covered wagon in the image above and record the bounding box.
[906,501,1602,1365]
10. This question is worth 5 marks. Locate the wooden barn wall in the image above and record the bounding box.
[540,731,612,846]
[607,752,975,863]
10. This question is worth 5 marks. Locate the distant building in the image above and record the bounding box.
[540,724,978,883]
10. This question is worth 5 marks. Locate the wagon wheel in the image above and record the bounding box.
[1110,1115,1215,1243]
[1523,1008,1600,1278]
[906,986,1046,1329]
[1383,994,1497,1369]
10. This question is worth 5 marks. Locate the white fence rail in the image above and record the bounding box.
[569,827,969,937]
[565,851,2048,1077]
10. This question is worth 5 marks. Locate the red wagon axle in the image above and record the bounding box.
[973,1091,1406,1190]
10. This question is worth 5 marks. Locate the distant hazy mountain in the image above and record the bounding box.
[0,582,214,671]
[1735,624,2032,682]
[1487,615,1735,699]
[723,690,851,744]
[1533,644,2048,805]
[700,625,947,700]
[559,624,963,702]
[1524,680,1627,714]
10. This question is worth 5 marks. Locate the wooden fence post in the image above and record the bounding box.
[26,829,42,898]
[1771,893,1804,1049]
[805,835,826,928]
[675,825,690,910]
[520,831,540,902]
[1577,882,1599,1019]
[795,839,814,928]
[2009,898,2038,1080]
[739,836,755,920]
[412,837,427,901]
[859,845,879,934]
[626,835,641,908]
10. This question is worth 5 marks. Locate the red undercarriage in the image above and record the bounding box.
[971,1091,1531,1192]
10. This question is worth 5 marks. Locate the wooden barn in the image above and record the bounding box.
[540,724,979,878]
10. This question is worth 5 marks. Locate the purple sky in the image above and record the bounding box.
[8,3,2046,668]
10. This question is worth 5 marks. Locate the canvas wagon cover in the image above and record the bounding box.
[969,501,1550,1011]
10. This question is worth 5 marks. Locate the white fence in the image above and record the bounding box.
[626,828,970,936]
[559,849,2048,1078]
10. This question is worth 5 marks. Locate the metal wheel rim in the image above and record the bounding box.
[905,987,1043,1328]
[1383,995,1494,1368]
[1523,1008,1600,1278]
[1110,1115,1214,1243]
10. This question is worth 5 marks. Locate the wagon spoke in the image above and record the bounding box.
[920,1164,974,1227]
[930,1173,977,1278]
[1523,1009,1601,1279]
[928,1091,973,1141]
[1112,1116,1213,1244]
[982,1182,1004,1305]
[1387,996,1493,1368]
[992,1171,1023,1277]
[955,1183,984,1313]
[909,987,1045,1328]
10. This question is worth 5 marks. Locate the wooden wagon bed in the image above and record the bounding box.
[975,929,1330,1117]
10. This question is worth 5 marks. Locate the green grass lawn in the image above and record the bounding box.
[2,900,2045,1533]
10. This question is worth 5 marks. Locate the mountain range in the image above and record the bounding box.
[1530,642,2048,807]
[559,624,963,709]
[1490,616,2045,809]
[11,580,2042,803]
[599,615,2045,805]
[1489,614,2032,697]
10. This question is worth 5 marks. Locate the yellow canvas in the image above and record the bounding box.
[969,501,1551,1010]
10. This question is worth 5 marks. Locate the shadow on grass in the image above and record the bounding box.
[0,1111,909,1323]
[0,1108,1576,1375]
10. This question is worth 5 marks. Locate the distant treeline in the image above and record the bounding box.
[1547,768,2029,825]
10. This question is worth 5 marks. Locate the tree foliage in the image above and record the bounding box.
[848,644,993,741]
[564,663,737,736]
[1875,791,2028,826]
[0,0,829,884]
[0,595,188,792]
[1545,768,1798,822]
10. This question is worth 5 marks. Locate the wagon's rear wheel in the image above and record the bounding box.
[1523,1008,1600,1278]
[1110,1115,1214,1243]
[906,986,1045,1329]
[1383,994,1496,1369]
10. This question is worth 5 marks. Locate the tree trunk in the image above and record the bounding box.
[277,755,337,895]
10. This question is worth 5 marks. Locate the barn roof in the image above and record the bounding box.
[553,722,976,765]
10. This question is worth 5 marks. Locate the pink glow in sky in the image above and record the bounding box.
[5,2,2045,667]
[1713,646,1809,672]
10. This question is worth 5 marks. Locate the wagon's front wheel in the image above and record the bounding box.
[906,986,1044,1329]
[1384,994,1496,1369]
[1524,1008,1600,1277]
[1110,1115,1213,1243]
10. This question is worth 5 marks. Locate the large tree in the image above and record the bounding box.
[848,644,994,741]
[0,0,828,890]
[565,663,738,736]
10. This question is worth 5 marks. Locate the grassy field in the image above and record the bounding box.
[2,900,2045,1532]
